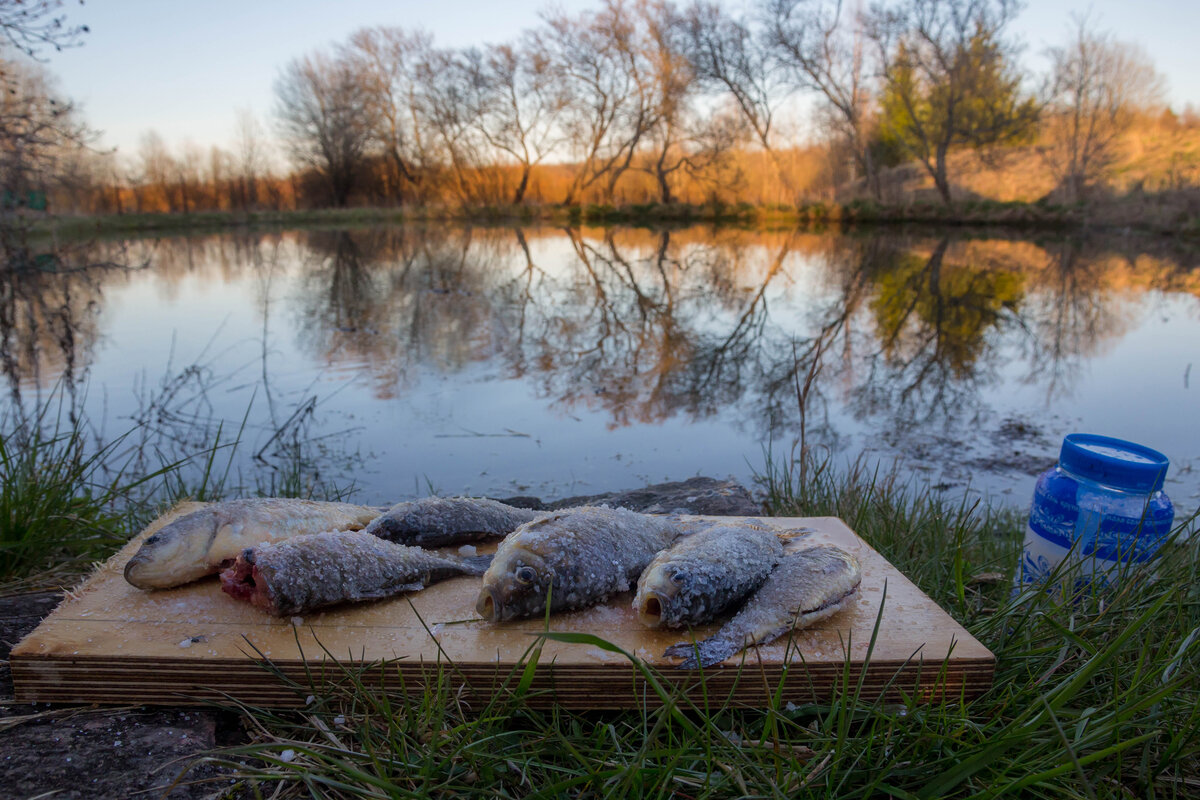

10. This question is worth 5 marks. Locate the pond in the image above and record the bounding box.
[4,224,1199,510]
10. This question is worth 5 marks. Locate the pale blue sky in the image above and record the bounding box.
[42,0,1200,160]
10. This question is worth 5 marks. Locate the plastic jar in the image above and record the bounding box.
[1019,433,1174,590]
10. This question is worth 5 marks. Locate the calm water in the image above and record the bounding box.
[4,225,1199,510]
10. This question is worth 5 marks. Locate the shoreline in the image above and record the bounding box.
[25,198,1200,239]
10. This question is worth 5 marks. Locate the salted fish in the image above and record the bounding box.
[476,506,681,622]
[220,530,493,616]
[123,498,383,590]
[633,521,783,629]
[364,496,538,547]
[664,544,861,668]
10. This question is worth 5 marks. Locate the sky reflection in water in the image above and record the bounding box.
[4,225,1199,509]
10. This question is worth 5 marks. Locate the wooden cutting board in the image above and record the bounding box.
[11,506,995,709]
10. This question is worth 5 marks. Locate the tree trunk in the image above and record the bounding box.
[388,147,415,204]
[934,144,951,205]
[861,143,882,201]
[655,146,673,204]
[513,165,531,204]
[563,167,585,206]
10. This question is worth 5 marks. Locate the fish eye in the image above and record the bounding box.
[515,566,538,585]
[670,570,687,585]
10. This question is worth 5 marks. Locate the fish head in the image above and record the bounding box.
[633,559,689,628]
[476,544,551,622]
[123,509,221,589]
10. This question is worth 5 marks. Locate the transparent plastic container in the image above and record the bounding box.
[1019,433,1174,590]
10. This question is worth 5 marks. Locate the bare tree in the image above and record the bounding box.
[206,144,230,211]
[274,51,374,207]
[233,108,266,210]
[680,1,785,154]
[174,140,205,214]
[412,47,487,204]
[539,0,661,203]
[464,39,568,204]
[136,129,172,210]
[867,0,1038,204]
[765,0,881,198]
[1041,14,1165,201]
[632,0,708,204]
[0,59,89,211]
[0,0,88,57]
[343,26,432,203]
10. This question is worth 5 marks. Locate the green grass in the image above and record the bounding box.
[0,403,130,583]
[0,389,356,590]
[163,450,1199,799]
[2,396,1196,796]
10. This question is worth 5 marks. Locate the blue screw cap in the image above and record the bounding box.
[1059,433,1169,493]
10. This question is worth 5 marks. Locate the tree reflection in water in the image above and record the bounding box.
[2,225,1197,501]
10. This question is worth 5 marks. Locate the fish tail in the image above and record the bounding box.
[666,636,737,669]
[457,553,494,575]
[662,641,693,658]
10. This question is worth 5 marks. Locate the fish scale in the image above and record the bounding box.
[633,522,784,628]
[365,496,539,547]
[477,506,682,621]
[123,498,385,590]
[664,544,862,669]
[220,530,492,616]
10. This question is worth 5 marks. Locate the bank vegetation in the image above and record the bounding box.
[2,0,1198,229]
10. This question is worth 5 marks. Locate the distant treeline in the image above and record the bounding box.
[4,0,1199,218]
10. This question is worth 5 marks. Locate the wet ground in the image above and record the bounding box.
[1,591,248,799]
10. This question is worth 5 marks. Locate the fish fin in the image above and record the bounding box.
[779,528,816,552]
[352,582,426,602]
[419,531,497,548]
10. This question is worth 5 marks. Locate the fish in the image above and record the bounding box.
[123,498,384,590]
[633,521,784,628]
[476,506,681,622]
[663,544,862,669]
[220,530,493,616]
[363,496,539,548]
